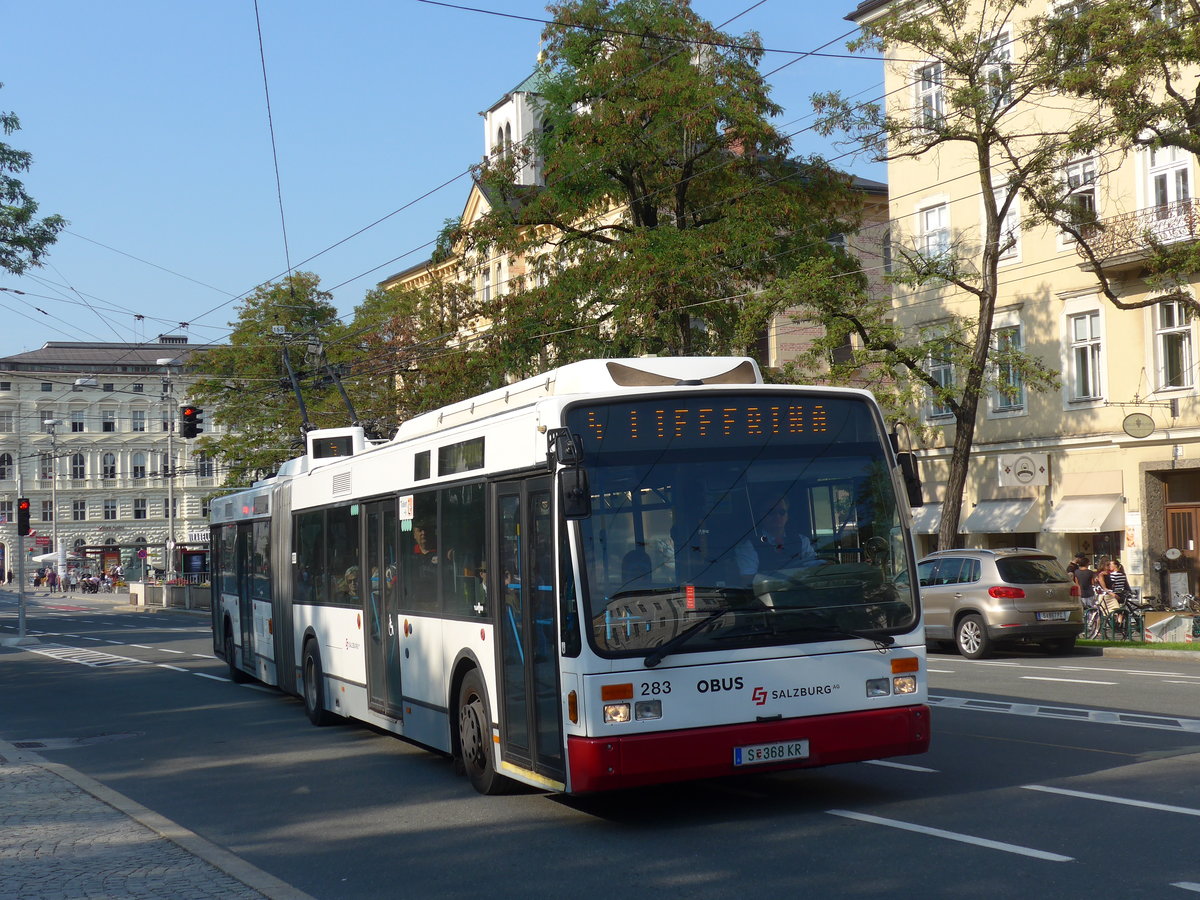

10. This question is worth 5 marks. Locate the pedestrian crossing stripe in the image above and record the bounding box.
[24,643,146,668]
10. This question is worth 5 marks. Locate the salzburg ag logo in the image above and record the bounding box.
[751,686,768,705]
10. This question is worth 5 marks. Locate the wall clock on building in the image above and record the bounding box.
[1122,412,1155,439]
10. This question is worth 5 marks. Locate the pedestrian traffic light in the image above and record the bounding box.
[179,405,204,439]
[16,497,31,536]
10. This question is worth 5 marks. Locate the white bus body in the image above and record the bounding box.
[211,357,929,794]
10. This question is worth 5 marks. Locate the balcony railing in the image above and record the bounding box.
[1078,198,1200,266]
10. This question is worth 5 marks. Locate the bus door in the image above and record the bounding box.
[364,499,403,719]
[236,523,255,665]
[495,477,565,782]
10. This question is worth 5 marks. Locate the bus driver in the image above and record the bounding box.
[736,497,821,579]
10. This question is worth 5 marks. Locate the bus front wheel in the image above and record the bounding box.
[457,670,506,795]
[303,641,332,727]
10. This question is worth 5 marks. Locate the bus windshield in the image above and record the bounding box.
[564,393,917,658]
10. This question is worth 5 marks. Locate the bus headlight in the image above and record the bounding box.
[893,675,918,694]
[604,703,631,723]
[866,677,891,697]
[634,699,662,720]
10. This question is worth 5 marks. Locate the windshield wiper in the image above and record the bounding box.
[643,607,733,668]
[784,626,896,650]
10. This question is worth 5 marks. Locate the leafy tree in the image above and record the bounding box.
[444,0,864,380]
[187,272,351,486]
[1,85,65,275]
[346,273,496,422]
[1029,0,1200,308]
[811,0,1071,547]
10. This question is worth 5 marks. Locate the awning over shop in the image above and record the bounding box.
[910,502,943,535]
[961,498,1039,534]
[1041,494,1124,533]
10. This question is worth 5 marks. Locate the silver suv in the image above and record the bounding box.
[918,548,1083,658]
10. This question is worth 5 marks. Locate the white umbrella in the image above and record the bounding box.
[30,551,85,564]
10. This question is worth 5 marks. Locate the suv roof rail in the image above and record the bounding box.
[926,547,1047,556]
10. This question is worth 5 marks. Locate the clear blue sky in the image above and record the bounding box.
[2,1,883,355]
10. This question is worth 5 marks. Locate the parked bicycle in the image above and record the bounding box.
[1171,591,1200,614]
[1085,589,1146,641]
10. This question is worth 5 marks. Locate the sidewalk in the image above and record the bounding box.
[0,596,313,900]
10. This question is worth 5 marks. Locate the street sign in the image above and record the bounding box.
[34,536,51,548]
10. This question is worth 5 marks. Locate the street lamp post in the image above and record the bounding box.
[42,418,63,595]
[157,359,177,585]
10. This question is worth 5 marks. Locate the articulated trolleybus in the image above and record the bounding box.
[212,357,929,795]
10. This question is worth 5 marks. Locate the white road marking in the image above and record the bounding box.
[1020,676,1118,685]
[157,664,190,673]
[194,672,230,682]
[930,695,1200,732]
[863,759,938,772]
[1023,785,1200,817]
[1172,883,1200,893]
[826,809,1073,861]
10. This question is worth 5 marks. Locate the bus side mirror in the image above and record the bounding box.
[896,452,923,509]
[559,466,591,520]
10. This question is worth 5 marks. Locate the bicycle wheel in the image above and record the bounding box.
[1084,607,1101,640]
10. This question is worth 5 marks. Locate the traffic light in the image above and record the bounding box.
[179,405,204,439]
[16,497,30,536]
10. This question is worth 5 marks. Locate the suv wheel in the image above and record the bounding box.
[955,613,992,659]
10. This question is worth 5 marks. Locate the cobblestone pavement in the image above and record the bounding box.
[0,746,281,899]
[0,590,312,900]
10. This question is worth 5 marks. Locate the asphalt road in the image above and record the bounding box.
[3,592,1199,899]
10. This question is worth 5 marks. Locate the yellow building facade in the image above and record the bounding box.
[851,0,1200,599]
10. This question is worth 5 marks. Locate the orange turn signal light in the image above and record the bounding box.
[601,683,634,701]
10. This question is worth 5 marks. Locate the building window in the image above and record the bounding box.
[481,267,491,302]
[70,453,85,480]
[72,500,86,521]
[102,383,114,392]
[39,453,54,481]
[984,31,1013,108]
[70,410,85,432]
[41,383,52,392]
[39,411,56,432]
[1069,311,1102,400]
[163,497,176,519]
[0,500,11,524]
[0,453,11,481]
[132,383,144,393]
[131,409,147,433]
[132,452,147,480]
[101,409,117,433]
[1063,158,1097,229]
[201,498,211,518]
[1149,144,1191,218]
[991,325,1025,412]
[104,499,117,521]
[1156,299,1193,389]
[928,347,955,419]
[102,453,117,480]
[920,203,950,260]
[41,499,53,522]
[196,454,214,478]
[161,411,170,432]
[133,498,147,520]
[994,187,1020,260]
[0,411,13,433]
[0,382,9,391]
[916,62,944,129]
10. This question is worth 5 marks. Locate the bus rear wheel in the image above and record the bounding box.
[224,621,247,684]
[457,670,506,795]
[303,641,333,727]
